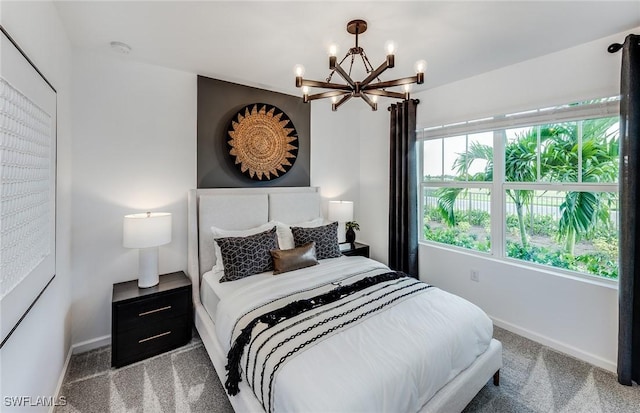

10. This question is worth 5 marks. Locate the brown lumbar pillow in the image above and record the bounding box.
[271,242,319,275]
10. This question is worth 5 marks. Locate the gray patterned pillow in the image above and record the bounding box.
[216,226,279,282]
[291,222,342,260]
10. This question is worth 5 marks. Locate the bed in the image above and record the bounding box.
[187,187,502,413]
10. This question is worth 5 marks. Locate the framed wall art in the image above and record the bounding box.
[0,27,57,347]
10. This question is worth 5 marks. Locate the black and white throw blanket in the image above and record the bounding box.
[225,270,430,411]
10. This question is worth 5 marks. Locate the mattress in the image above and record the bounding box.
[214,256,494,413]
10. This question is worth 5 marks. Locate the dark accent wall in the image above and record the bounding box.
[197,76,310,188]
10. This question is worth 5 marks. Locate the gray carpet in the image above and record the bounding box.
[56,327,639,412]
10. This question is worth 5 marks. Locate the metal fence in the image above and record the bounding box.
[423,188,619,230]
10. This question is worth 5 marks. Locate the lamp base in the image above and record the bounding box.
[138,247,159,288]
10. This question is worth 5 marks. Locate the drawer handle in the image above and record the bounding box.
[138,331,171,343]
[138,305,172,317]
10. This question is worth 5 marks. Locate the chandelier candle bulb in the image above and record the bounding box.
[415,59,427,74]
[403,84,412,100]
[329,44,338,57]
[294,64,304,87]
[385,40,396,55]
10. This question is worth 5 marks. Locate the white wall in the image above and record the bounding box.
[70,52,196,347]
[0,1,73,411]
[408,28,638,372]
[358,110,390,263]
[310,103,361,219]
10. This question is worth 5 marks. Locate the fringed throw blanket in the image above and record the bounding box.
[224,271,431,412]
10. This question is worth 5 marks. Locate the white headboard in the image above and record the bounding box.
[187,187,321,290]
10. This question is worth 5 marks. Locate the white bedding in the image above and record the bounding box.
[201,268,278,321]
[214,256,493,413]
[201,256,356,321]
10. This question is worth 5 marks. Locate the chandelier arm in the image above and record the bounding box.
[360,60,392,88]
[363,89,405,100]
[331,62,356,88]
[332,94,352,111]
[300,79,352,90]
[362,75,420,90]
[360,93,378,111]
[306,91,350,101]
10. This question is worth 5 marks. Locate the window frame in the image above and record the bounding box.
[418,98,620,282]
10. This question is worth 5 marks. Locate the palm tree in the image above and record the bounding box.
[435,141,492,226]
[542,118,618,254]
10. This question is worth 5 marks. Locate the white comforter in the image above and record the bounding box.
[215,256,493,413]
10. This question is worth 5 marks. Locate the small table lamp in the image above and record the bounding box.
[123,212,172,288]
[328,200,353,243]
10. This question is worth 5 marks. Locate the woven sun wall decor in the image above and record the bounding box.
[227,103,299,181]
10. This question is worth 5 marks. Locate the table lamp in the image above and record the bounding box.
[123,212,172,288]
[328,200,353,243]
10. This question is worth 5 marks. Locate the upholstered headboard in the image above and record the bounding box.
[187,187,321,290]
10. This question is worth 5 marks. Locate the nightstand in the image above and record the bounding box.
[341,241,370,258]
[111,271,192,368]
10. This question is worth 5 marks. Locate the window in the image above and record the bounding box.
[418,98,620,280]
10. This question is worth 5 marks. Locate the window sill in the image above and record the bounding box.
[418,241,619,291]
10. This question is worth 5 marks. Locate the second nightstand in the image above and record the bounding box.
[341,241,370,258]
[111,271,192,368]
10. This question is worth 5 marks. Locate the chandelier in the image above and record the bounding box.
[294,19,426,111]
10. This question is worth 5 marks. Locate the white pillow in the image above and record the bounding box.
[211,221,277,272]
[276,217,324,250]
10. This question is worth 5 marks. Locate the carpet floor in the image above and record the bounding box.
[56,327,639,412]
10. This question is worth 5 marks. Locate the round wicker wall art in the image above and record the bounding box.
[227,103,298,181]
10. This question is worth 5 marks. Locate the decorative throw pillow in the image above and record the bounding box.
[216,226,278,282]
[276,217,324,249]
[271,242,319,275]
[291,222,342,260]
[211,222,276,272]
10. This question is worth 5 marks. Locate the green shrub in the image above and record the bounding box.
[424,226,489,252]
[506,240,618,279]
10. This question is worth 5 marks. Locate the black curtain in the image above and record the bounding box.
[388,99,419,278]
[614,34,640,386]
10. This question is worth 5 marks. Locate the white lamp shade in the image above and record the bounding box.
[123,212,172,248]
[328,201,354,222]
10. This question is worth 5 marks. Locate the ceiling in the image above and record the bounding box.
[54,1,640,98]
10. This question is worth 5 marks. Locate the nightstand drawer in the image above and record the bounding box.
[115,290,190,332]
[114,316,190,367]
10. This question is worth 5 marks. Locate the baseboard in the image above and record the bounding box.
[50,345,73,413]
[491,316,617,373]
[71,334,111,354]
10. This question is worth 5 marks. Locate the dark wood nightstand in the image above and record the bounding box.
[111,271,192,368]
[341,242,370,258]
